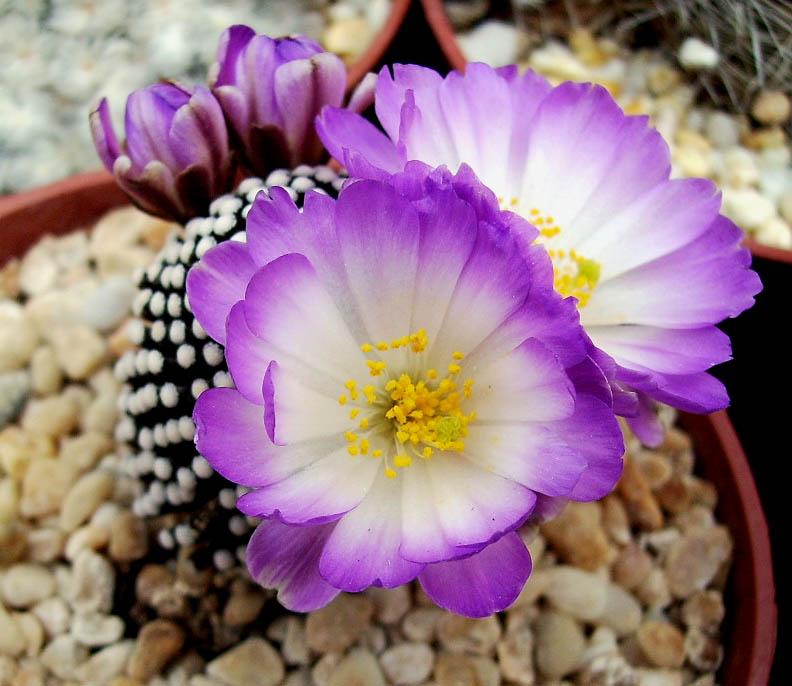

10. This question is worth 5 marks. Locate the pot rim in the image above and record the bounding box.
[680,411,777,685]
[744,236,792,265]
[347,0,414,89]
[420,0,466,71]
[0,170,778,684]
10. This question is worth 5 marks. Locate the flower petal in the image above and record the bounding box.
[518,81,671,243]
[247,520,339,612]
[316,105,403,173]
[626,392,664,447]
[214,24,256,87]
[333,180,421,343]
[589,326,732,376]
[242,253,363,388]
[274,52,346,162]
[193,388,275,487]
[224,301,271,404]
[468,338,575,423]
[236,444,379,525]
[89,98,121,170]
[582,216,760,328]
[418,532,532,617]
[553,364,625,501]
[262,360,348,445]
[186,240,257,345]
[464,423,586,497]
[245,188,370,340]
[346,71,377,113]
[636,370,729,414]
[400,454,536,564]
[319,470,424,591]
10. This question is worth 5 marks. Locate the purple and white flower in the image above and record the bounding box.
[90,81,233,222]
[317,63,762,444]
[211,25,375,177]
[187,164,624,616]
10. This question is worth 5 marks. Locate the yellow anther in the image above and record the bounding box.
[394,454,412,468]
[531,209,600,308]
[367,360,386,376]
[339,328,478,479]
[409,329,428,352]
[463,379,474,398]
[338,395,348,406]
[344,379,359,400]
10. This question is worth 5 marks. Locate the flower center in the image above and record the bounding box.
[500,197,601,308]
[337,329,476,479]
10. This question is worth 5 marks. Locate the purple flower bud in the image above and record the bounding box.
[211,25,374,176]
[90,82,234,222]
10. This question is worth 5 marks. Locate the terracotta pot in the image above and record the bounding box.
[744,237,792,266]
[0,173,777,684]
[0,170,126,266]
[421,0,466,71]
[347,0,414,88]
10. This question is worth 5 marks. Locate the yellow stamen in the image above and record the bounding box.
[394,454,412,468]
[367,360,386,376]
[531,208,601,308]
[337,329,477,480]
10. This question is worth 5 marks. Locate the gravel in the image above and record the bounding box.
[0,0,392,194]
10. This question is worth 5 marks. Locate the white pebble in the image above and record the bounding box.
[457,20,524,67]
[678,37,719,71]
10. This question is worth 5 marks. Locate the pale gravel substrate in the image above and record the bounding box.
[1,209,729,685]
[452,13,792,251]
[0,0,391,194]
